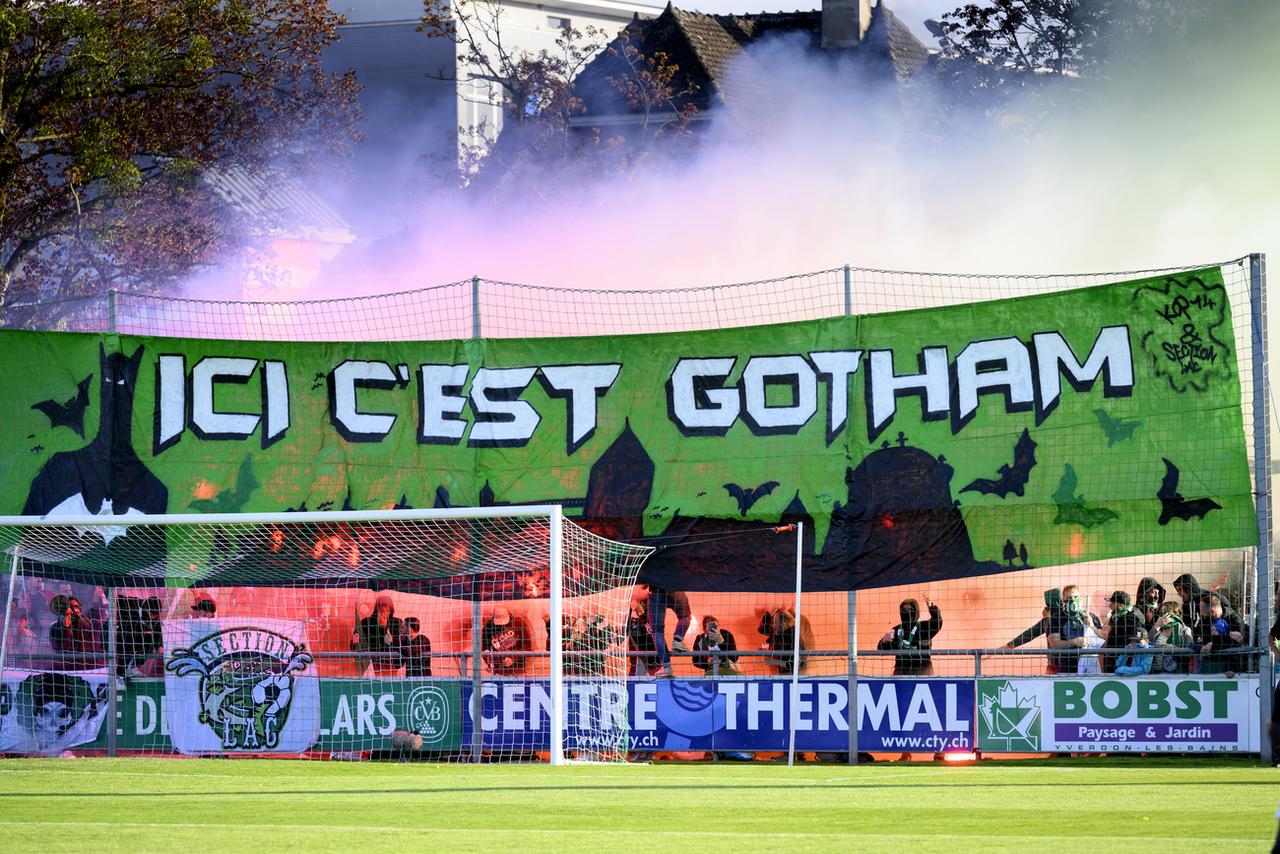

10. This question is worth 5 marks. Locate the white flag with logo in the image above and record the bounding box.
[0,669,110,756]
[163,619,319,755]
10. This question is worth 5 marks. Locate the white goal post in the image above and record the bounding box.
[0,506,654,764]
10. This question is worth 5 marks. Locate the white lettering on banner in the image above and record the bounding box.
[945,684,967,731]
[601,684,627,732]
[860,682,899,730]
[376,695,396,735]
[503,684,526,730]
[748,682,785,730]
[859,682,971,733]
[902,685,943,731]
[148,322,1133,454]
[531,684,552,731]
[321,693,396,737]
[135,694,170,736]
[332,695,354,735]
[634,683,657,730]
[569,684,594,731]
[720,682,745,730]
[819,683,848,733]
[191,357,262,439]
[356,695,378,735]
[454,680,970,738]
[792,683,815,731]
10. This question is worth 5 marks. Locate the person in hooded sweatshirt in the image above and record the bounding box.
[878,597,943,676]
[1103,591,1147,673]
[1135,577,1166,636]
[1003,589,1064,674]
[1172,573,1206,641]
[352,594,403,675]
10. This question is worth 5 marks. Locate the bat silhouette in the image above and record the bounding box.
[723,481,780,516]
[311,372,326,391]
[188,455,261,513]
[1157,458,1221,525]
[31,374,92,437]
[1093,409,1141,446]
[961,428,1037,498]
[30,444,44,453]
[1051,463,1118,528]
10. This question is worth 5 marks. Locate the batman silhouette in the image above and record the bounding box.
[1051,464,1119,529]
[723,481,780,516]
[960,429,1037,499]
[1157,458,1221,525]
[1093,409,1141,447]
[23,344,168,567]
[31,374,92,437]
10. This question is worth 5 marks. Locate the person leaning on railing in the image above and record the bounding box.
[1103,591,1146,674]
[1004,588,1061,674]
[1049,585,1104,675]
[1194,591,1244,675]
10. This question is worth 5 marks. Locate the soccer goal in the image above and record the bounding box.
[0,506,653,764]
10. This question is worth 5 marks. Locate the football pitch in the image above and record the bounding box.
[0,757,1276,852]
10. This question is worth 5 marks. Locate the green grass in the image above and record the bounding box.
[0,757,1276,852]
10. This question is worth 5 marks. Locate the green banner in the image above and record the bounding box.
[89,677,463,752]
[0,267,1256,590]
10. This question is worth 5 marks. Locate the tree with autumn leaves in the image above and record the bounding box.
[0,0,360,325]
[926,1,1208,119]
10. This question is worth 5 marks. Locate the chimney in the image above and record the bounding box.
[821,0,873,49]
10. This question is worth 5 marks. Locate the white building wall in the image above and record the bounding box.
[455,0,660,160]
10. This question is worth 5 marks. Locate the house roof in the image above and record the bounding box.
[574,1,930,118]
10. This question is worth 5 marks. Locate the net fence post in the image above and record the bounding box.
[787,522,803,767]
[107,587,118,757]
[471,596,483,764]
[842,264,852,316]
[549,506,565,765]
[469,276,484,763]
[1249,252,1273,766]
[843,262,857,765]
[0,550,19,680]
[847,590,858,765]
[107,289,117,334]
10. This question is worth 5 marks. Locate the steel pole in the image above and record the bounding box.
[1249,252,1273,766]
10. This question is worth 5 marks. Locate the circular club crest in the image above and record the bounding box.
[405,685,450,746]
[167,626,312,751]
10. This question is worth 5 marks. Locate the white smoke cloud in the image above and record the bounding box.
[200,0,1280,347]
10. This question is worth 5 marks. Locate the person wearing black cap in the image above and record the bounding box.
[190,592,217,619]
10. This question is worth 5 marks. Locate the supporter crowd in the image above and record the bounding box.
[0,572,1269,680]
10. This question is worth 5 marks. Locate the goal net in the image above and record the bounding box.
[0,507,653,763]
